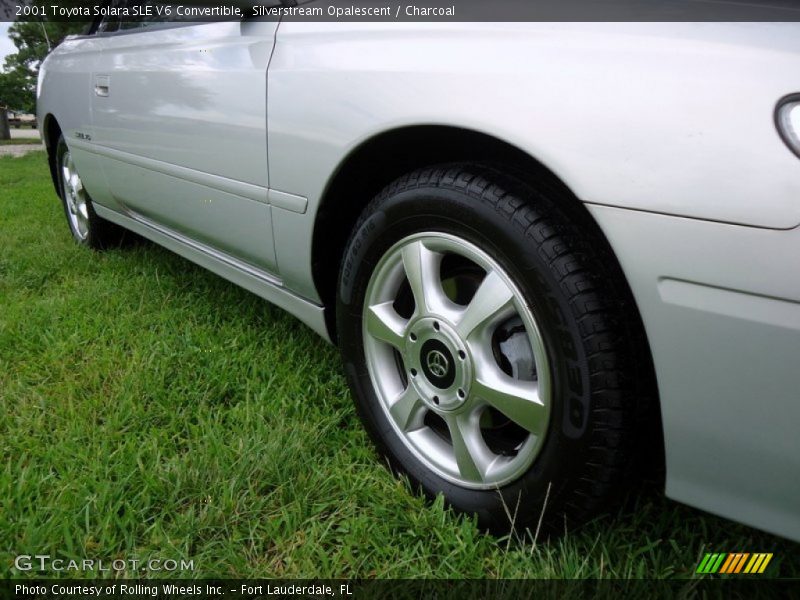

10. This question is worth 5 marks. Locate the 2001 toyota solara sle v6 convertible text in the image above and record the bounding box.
[36,12,800,540]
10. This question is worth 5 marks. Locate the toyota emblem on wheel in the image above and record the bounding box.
[426,349,450,379]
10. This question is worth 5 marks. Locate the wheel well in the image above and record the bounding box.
[43,114,63,194]
[312,125,665,476]
[315,125,594,322]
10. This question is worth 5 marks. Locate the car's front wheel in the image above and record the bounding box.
[337,164,644,534]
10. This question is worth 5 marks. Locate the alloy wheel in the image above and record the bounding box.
[61,150,90,241]
[362,232,552,489]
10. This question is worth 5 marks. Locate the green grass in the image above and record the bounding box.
[1,152,798,580]
[0,138,42,146]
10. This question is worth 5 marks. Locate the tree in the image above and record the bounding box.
[0,68,31,139]
[0,4,87,138]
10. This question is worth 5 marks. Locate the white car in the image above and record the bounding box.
[37,11,800,539]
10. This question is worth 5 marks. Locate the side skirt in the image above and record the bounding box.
[93,204,332,343]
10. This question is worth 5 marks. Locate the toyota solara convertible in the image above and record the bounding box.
[36,4,800,539]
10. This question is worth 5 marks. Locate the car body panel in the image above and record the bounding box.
[588,203,800,542]
[266,22,800,302]
[37,20,800,541]
[45,21,280,272]
[89,22,274,188]
[37,36,111,210]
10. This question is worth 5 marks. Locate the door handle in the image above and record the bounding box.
[95,75,110,97]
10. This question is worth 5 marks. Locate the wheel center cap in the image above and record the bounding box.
[404,317,471,412]
[420,340,455,389]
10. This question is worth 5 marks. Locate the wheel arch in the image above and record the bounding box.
[312,125,579,320]
[42,113,63,195]
[316,126,613,324]
[311,124,665,476]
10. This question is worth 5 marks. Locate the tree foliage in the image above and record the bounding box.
[0,7,87,113]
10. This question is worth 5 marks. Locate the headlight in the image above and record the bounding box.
[776,94,800,159]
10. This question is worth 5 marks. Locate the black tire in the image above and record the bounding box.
[337,163,645,535]
[56,135,125,250]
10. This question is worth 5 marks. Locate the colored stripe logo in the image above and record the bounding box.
[696,552,773,574]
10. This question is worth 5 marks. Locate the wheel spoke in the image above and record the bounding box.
[70,174,82,194]
[77,200,89,221]
[389,386,425,432]
[473,363,546,434]
[365,301,408,349]
[456,270,515,339]
[62,167,75,211]
[444,411,493,482]
[401,240,447,316]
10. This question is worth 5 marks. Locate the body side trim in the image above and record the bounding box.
[268,189,308,214]
[70,138,310,214]
[70,138,269,204]
[131,211,283,287]
[659,278,800,329]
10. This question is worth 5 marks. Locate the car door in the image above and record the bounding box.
[90,9,279,272]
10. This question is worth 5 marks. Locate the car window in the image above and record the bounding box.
[95,0,125,33]
[119,1,192,31]
[93,0,196,34]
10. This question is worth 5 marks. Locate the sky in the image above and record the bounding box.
[0,23,14,68]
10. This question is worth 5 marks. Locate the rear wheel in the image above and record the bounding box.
[337,164,643,534]
[56,135,124,249]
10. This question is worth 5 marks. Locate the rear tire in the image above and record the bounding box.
[56,135,124,249]
[337,163,644,535]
